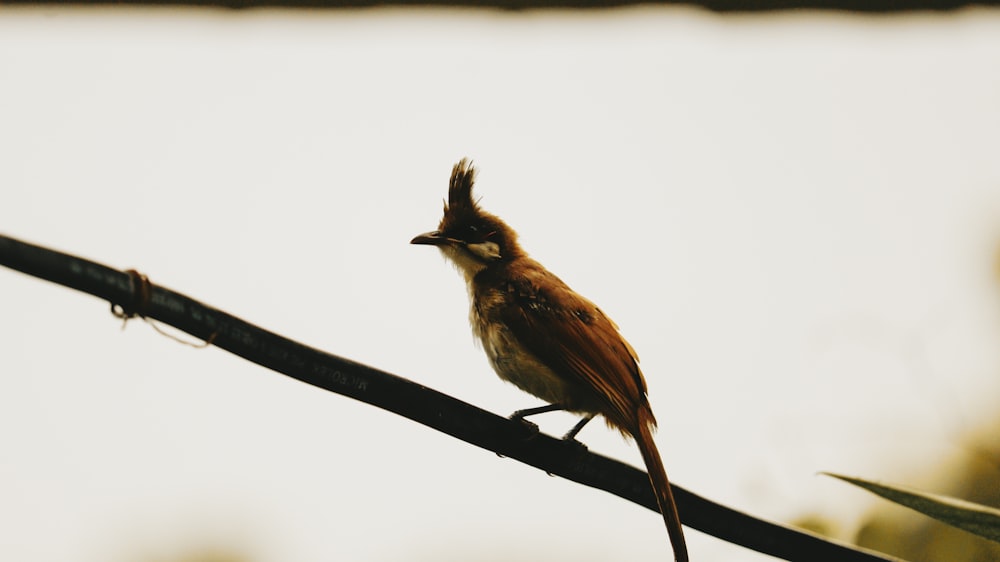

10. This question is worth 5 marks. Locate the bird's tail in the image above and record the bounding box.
[635,406,688,562]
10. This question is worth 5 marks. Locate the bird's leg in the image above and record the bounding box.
[562,414,595,442]
[510,403,565,420]
[506,403,565,439]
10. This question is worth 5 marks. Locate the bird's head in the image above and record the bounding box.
[411,159,523,278]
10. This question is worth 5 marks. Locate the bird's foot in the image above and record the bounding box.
[560,434,589,453]
[508,413,541,437]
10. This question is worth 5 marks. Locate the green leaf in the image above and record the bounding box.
[823,472,1000,543]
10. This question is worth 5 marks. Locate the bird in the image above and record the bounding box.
[410,159,689,562]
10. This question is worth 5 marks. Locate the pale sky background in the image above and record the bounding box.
[2,7,1000,562]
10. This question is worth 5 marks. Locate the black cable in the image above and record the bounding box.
[0,233,904,562]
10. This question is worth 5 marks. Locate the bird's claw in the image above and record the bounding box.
[509,415,541,438]
[560,436,589,452]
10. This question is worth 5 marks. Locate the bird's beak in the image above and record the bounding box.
[410,230,450,246]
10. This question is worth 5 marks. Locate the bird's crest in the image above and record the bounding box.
[446,158,479,214]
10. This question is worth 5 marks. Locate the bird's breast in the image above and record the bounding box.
[468,285,593,411]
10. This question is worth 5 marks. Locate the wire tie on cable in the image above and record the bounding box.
[111,268,217,348]
[111,268,152,323]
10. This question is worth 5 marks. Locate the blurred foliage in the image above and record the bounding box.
[851,443,1000,562]
[796,416,1000,562]
[827,473,1000,542]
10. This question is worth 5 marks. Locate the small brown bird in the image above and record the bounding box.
[411,159,689,562]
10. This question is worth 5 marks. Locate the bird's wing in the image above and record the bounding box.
[499,266,651,432]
